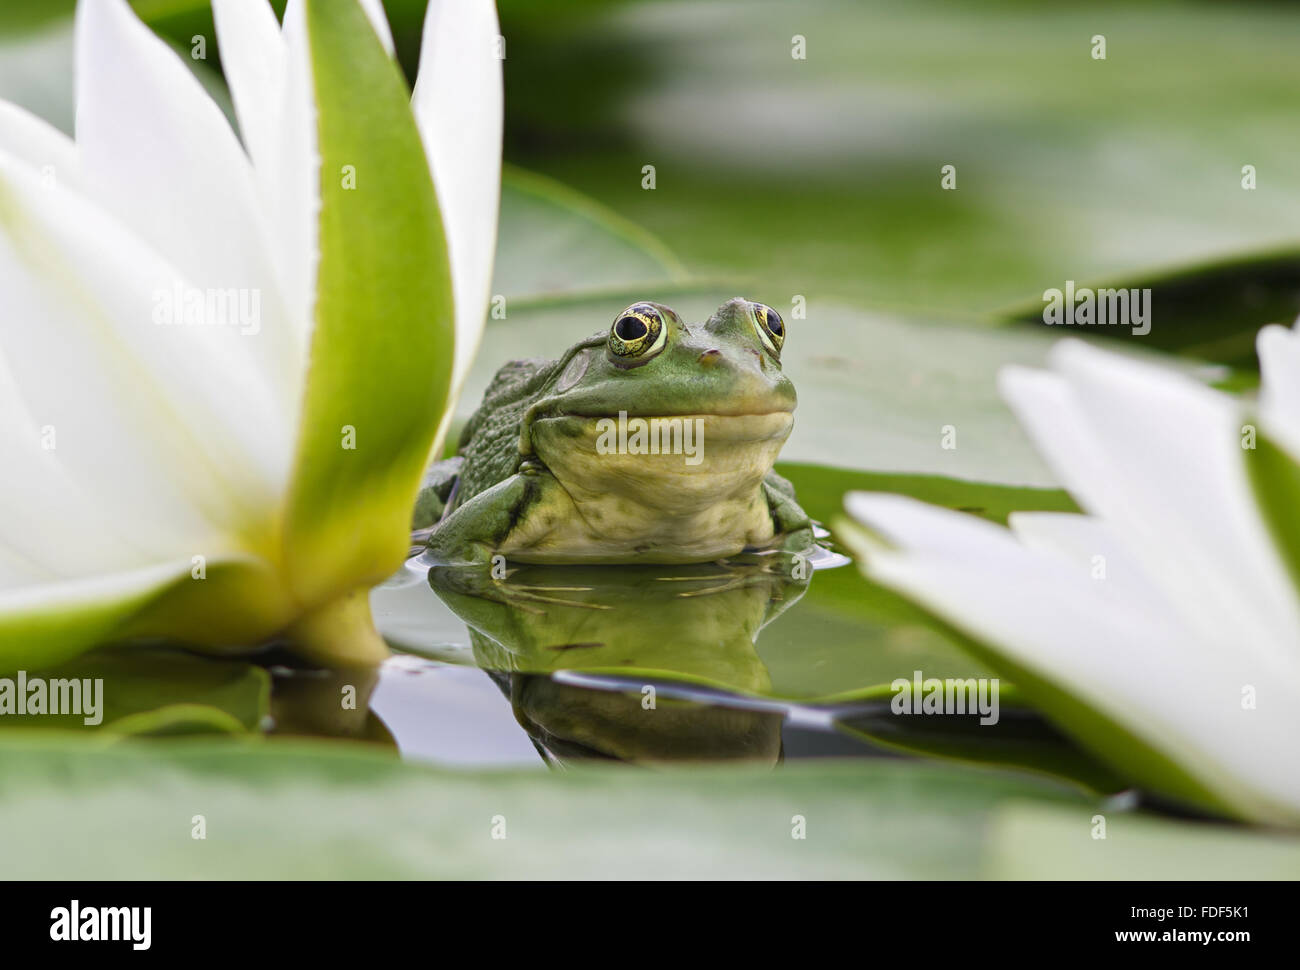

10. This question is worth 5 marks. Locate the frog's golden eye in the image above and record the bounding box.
[751,302,785,356]
[609,303,667,359]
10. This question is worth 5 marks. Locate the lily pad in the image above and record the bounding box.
[2,646,269,734]
[0,733,1088,879]
[493,165,687,303]
[1000,251,1300,372]
[987,802,1300,880]
[835,707,1128,798]
[777,463,1077,530]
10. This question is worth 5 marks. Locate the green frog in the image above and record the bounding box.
[415,297,814,565]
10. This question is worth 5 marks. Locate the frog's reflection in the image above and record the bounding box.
[499,673,782,765]
[428,554,810,767]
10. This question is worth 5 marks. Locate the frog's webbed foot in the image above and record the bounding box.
[760,472,821,572]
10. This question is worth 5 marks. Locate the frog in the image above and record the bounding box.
[414,297,815,565]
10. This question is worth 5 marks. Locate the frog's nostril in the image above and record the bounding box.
[698,349,723,368]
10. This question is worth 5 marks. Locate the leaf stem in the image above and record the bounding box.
[286,588,390,668]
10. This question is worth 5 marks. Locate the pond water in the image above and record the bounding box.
[355,545,1116,790]
[355,544,897,768]
[7,541,1116,797]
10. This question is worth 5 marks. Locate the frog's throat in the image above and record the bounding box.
[525,411,792,504]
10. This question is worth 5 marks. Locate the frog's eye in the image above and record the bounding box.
[751,302,785,356]
[608,303,667,359]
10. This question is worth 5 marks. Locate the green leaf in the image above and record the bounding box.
[999,251,1300,371]
[0,733,1087,878]
[4,646,270,734]
[0,566,186,674]
[1244,430,1300,596]
[494,165,687,304]
[0,0,75,34]
[281,0,454,606]
[835,707,1128,798]
[777,463,1077,528]
[988,802,1300,879]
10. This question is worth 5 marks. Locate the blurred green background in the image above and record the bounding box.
[7,0,1300,370]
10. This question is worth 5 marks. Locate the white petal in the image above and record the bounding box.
[75,0,300,412]
[0,558,203,673]
[0,347,155,581]
[0,543,46,588]
[356,0,396,56]
[0,561,185,613]
[0,148,279,564]
[211,0,284,177]
[0,559,192,645]
[269,0,321,349]
[1000,341,1300,666]
[412,0,503,402]
[1008,511,1181,618]
[847,492,1300,823]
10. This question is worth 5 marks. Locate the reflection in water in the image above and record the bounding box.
[265,656,394,747]
[502,673,784,766]
[428,552,814,766]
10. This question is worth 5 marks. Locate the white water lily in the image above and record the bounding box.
[0,0,501,669]
[842,328,1300,826]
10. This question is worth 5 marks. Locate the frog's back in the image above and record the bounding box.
[454,357,561,506]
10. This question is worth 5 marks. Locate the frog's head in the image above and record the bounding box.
[521,298,796,510]
[545,297,796,418]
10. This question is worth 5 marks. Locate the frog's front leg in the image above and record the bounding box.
[423,471,541,567]
[762,472,816,561]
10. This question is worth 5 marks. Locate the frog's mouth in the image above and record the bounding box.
[528,411,793,478]
[538,409,793,441]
